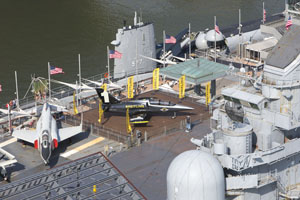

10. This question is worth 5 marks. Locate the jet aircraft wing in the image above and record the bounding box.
[0,108,30,116]
[139,55,177,65]
[12,130,37,144]
[51,79,93,90]
[57,125,82,142]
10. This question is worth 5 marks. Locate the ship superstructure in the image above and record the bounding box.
[112,12,156,79]
[167,1,300,199]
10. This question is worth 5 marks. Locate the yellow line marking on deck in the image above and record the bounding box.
[60,137,105,158]
[0,138,17,148]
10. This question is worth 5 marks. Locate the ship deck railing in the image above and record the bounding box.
[262,76,300,88]
[0,67,153,117]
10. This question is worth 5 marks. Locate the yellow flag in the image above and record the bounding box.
[206,82,211,106]
[101,83,107,91]
[98,99,103,123]
[153,68,159,90]
[73,91,78,114]
[179,75,185,99]
[127,76,134,99]
[126,108,132,134]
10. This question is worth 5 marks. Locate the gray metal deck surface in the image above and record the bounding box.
[0,152,146,200]
[110,118,211,200]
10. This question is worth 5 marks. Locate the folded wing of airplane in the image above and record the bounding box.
[83,78,122,90]
[57,125,83,142]
[51,79,93,90]
[12,130,37,144]
[139,55,177,65]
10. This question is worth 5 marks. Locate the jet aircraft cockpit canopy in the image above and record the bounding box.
[149,100,175,106]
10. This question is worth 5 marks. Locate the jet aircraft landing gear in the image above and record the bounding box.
[172,112,177,119]
[1,168,9,181]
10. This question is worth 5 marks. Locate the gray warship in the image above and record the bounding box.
[167,1,300,199]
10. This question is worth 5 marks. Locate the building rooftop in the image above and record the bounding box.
[160,58,229,85]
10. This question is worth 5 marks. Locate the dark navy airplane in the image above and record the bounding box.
[96,88,193,124]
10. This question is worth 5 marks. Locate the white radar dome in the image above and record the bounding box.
[167,150,225,200]
[195,32,208,50]
[205,29,224,42]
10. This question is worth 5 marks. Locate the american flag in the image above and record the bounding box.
[165,35,176,44]
[263,9,266,22]
[286,16,292,30]
[215,22,220,34]
[50,66,64,75]
[109,50,122,59]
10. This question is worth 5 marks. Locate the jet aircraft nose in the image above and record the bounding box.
[41,141,51,164]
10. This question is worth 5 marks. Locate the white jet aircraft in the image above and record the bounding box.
[12,103,82,164]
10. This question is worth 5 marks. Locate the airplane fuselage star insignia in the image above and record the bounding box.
[160,107,168,112]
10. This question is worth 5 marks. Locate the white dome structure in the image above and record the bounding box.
[195,32,208,50]
[167,150,225,200]
[205,29,224,42]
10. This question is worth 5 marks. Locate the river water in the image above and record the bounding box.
[0,0,284,105]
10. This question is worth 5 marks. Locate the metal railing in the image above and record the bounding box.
[144,119,186,140]
[4,67,149,109]
[2,67,203,144]
[64,114,127,144]
[262,76,300,87]
[157,90,202,105]
[63,106,194,148]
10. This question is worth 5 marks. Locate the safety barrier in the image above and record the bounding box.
[64,114,127,144]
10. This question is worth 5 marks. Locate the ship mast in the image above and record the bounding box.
[189,23,191,59]
[214,16,216,62]
[48,62,51,100]
[78,54,82,105]
[15,71,19,110]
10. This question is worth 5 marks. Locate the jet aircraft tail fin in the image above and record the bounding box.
[96,88,120,104]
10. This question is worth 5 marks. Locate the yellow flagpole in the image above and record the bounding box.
[179,75,186,99]
[153,68,159,90]
[206,82,211,106]
[73,91,78,114]
[128,76,134,99]
[126,108,132,134]
[98,99,103,123]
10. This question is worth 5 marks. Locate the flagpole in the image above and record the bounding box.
[15,71,20,110]
[48,62,51,100]
[76,80,78,107]
[163,30,166,68]
[214,16,216,63]
[135,37,139,92]
[263,2,265,24]
[238,9,243,70]
[189,23,191,59]
[78,54,82,105]
[107,46,110,80]
[238,9,242,60]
